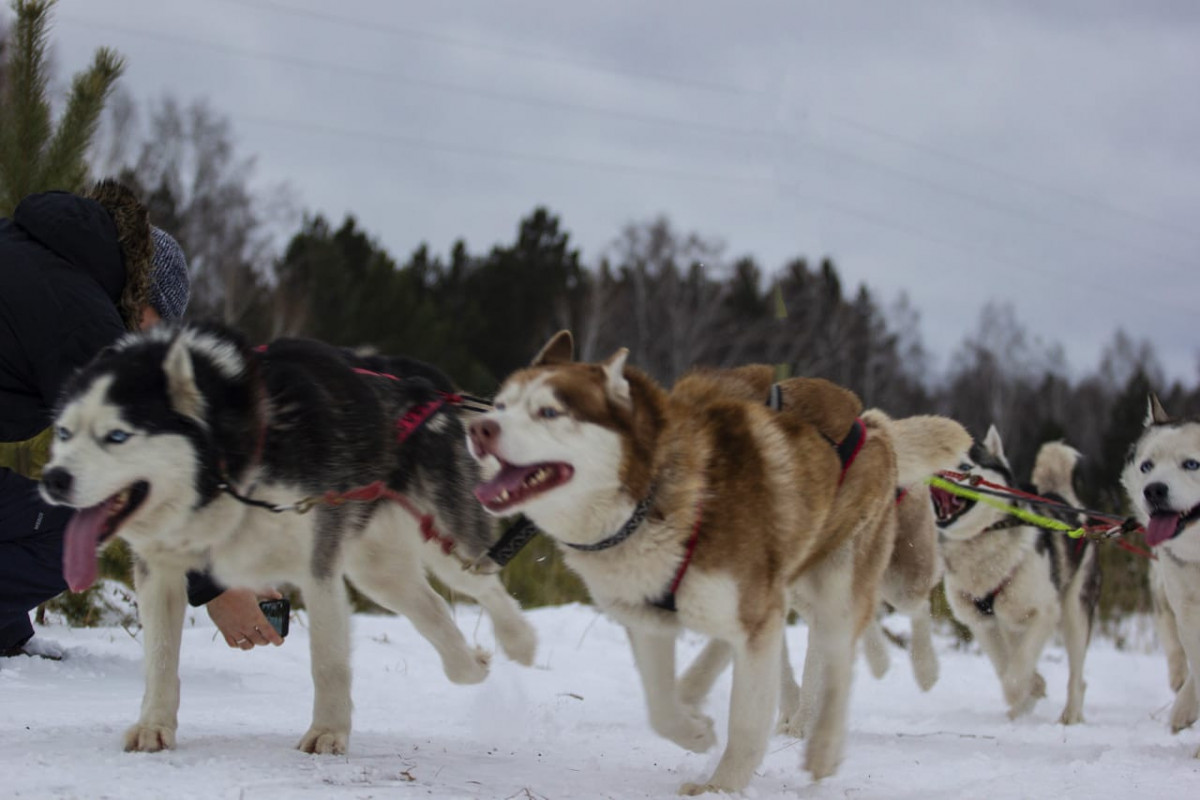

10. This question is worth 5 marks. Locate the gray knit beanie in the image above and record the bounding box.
[148,227,190,321]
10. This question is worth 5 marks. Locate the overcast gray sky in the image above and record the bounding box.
[44,0,1200,384]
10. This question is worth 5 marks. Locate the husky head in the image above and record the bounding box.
[929,424,1015,541]
[467,331,658,540]
[40,324,260,591]
[1121,394,1200,548]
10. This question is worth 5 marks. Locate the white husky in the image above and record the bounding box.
[1122,394,1200,751]
[933,428,1100,723]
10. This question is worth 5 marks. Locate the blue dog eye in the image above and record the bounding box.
[1140,460,1154,474]
[55,426,72,442]
[538,407,561,420]
[957,462,973,472]
[1184,459,1200,471]
[105,430,131,444]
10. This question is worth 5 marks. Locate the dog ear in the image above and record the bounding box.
[163,334,206,423]
[531,330,574,366]
[1146,393,1170,427]
[601,348,631,407]
[983,424,1008,465]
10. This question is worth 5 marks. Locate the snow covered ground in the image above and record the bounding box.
[4,601,1199,799]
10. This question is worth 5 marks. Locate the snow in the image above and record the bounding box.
[3,602,1199,799]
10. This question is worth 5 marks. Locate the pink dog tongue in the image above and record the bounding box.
[63,504,110,592]
[474,464,538,506]
[1145,514,1180,547]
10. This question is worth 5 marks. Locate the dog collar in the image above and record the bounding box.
[564,487,657,552]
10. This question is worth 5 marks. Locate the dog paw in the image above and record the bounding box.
[1059,707,1084,725]
[1006,696,1036,721]
[123,723,176,752]
[445,646,491,684]
[910,639,939,692]
[777,709,809,739]
[678,780,729,796]
[804,732,844,781]
[913,656,939,693]
[297,727,349,755]
[1170,692,1198,733]
[677,781,715,796]
[497,621,538,667]
[656,710,717,753]
[1031,672,1047,699]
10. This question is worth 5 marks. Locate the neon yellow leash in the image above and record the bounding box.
[927,475,1087,539]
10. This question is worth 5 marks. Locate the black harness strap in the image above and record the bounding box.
[834,419,867,483]
[485,516,542,568]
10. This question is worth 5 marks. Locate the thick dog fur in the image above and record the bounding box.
[677,414,961,728]
[934,428,1100,724]
[39,324,535,754]
[467,335,968,794]
[1121,395,1200,750]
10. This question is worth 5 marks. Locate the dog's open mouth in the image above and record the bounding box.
[1144,506,1200,547]
[930,486,974,528]
[475,461,573,513]
[63,481,150,592]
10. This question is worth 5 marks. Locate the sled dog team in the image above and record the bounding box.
[37,322,1200,794]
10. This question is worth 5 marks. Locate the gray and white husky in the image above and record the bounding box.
[39,323,535,754]
[932,427,1100,723]
[1121,394,1200,747]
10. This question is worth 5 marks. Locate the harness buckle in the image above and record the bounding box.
[294,496,320,514]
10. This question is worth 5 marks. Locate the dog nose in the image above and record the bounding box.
[1144,481,1170,508]
[468,418,500,456]
[42,467,74,502]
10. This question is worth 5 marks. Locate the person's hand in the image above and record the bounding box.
[205,588,285,650]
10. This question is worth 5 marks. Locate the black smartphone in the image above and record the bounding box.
[258,598,290,639]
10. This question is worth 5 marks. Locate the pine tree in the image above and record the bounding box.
[0,0,123,215]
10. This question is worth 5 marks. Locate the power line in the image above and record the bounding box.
[215,0,767,99]
[57,12,1196,296]
[832,114,1200,245]
[64,14,1197,275]
[231,111,1192,316]
[57,17,772,142]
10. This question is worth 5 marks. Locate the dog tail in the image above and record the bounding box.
[865,410,973,487]
[1031,441,1082,505]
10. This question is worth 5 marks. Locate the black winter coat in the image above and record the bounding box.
[0,192,129,442]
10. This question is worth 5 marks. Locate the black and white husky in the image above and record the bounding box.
[931,428,1100,723]
[39,323,535,754]
[1122,394,1200,748]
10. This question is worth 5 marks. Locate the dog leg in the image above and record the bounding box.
[777,633,802,735]
[677,638,733,710]
[347,519,491,685]
[1059,579,1093,725]
[908,600,939,692]
[1000,610,1056,720]
[797,549,856,781]
[124,565,187,752]
[626,626,716,754]
[356,565,490,685]
[424,554,537,667]
[860,616,890,679]
[297,576,353,754]
[778,587,819,739]
[681,619,783,796]
[1168,604,1200,732]
[1152,566,1188,693]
